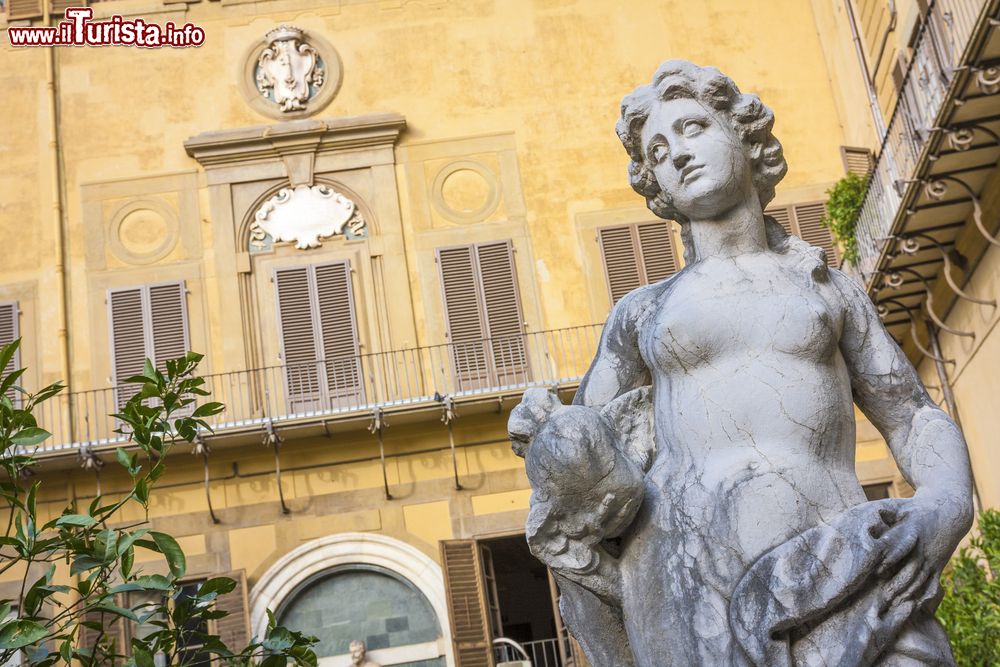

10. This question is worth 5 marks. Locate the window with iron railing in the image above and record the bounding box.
[107,282,189,409]
[273,261,363,413]
[437,240,529,392]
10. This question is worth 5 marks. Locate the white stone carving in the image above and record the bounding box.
[255,25,325,113]
[252,184,365,250]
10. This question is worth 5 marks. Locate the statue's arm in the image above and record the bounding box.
[574,281,664,407]
[833,269,973,562]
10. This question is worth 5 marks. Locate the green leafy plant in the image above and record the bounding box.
[0,341,318,666]
[937,508,1000,666]
[822,171,868,266]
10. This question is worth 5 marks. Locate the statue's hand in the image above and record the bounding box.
[875,494,968,614]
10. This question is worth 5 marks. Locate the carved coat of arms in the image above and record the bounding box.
[255,26,325,112]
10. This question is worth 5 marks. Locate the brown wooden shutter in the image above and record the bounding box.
[314,262,363,406]
[275,267,322,411]
[0,302,20,404]
[598,222,678,306]
[793,202,839,267]
[6,0,42,20]
[841,146,874,176]
[213,570,250,653]
[475,241,527,387]
[109,288,148,408]
[275,263,363,411]
[598,226,642,304]
[636,222,678,282]
[764,205,795,236]
[149,283,189,369]
[438,246,490,390]
[441,541,494,667]
[50,0,86,16]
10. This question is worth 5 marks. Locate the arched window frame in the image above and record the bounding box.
[249,533,454,667]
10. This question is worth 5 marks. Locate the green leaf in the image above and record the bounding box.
[197,577,237,598]
[260,656,287,667]
[117,528,151,555]
[0,619,47,649]
[55,513,96,527]
[25,481,37,519]
[70,555,104,576]
[0,340,20,380]
[134,574,173,591]
[135,478,149,505]
[0,368,26,399]
[121,545,134,578]
[11,427,51,447]
[59,638,72,663]
[132,644,156,667]
[192,402,225,418]
[150,532,185,578]
[94,602,139,622]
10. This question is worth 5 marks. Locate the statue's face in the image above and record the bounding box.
[350,643,365,665]
[640,97,754,220]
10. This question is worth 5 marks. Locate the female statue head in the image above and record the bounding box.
[617,61,821,269]
[618,60,787,220]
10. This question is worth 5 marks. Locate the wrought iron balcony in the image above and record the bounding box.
[28,324,603,457]
[846,0,1000,350]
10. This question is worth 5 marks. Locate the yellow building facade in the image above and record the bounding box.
[1,0,996,665]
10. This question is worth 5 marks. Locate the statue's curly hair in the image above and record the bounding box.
[616,61,826,275]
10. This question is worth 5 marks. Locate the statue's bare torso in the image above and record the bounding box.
[619,254,868,663]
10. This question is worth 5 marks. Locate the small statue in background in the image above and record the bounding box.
[349,640,381,667]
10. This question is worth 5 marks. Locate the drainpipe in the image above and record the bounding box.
[926,321,982,514]
[844,0,889,141]
[44,0,73,437]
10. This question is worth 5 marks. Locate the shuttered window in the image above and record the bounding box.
[441,540,495,667]
[6,0,42,20]
[437,241,528,392]
[274,261,363,413]
[108,282,189,409]
[0,302,21,405]
[598,221,679,305]
[764,201,840,267]
[841,146,874,176]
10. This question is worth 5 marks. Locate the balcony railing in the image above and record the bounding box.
[28,324,603,456]
[848,0,989,286]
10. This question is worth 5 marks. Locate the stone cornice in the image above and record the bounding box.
[183,112,406,169]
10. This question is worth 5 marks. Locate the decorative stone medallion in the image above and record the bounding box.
[250,184,367,252]
[239,26,342,120]
[107,198,179,265]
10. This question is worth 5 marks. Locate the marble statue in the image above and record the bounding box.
[349,640,380,667]
[509,61,974,666]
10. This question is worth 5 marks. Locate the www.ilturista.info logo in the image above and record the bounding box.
[7,7,205,48]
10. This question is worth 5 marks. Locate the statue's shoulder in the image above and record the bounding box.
[607,272,680,334]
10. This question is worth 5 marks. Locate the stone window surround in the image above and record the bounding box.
[249,532,454,667]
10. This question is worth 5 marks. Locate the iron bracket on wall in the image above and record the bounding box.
[263,419,290,514]
[438,395,463,490]
[924,175,999,248]
[883,267,976,338]
[192,435,220,524]
[368,408,392,500]
[896,233,997,308]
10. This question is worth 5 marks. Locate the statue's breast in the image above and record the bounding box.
[644,267,840,374]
